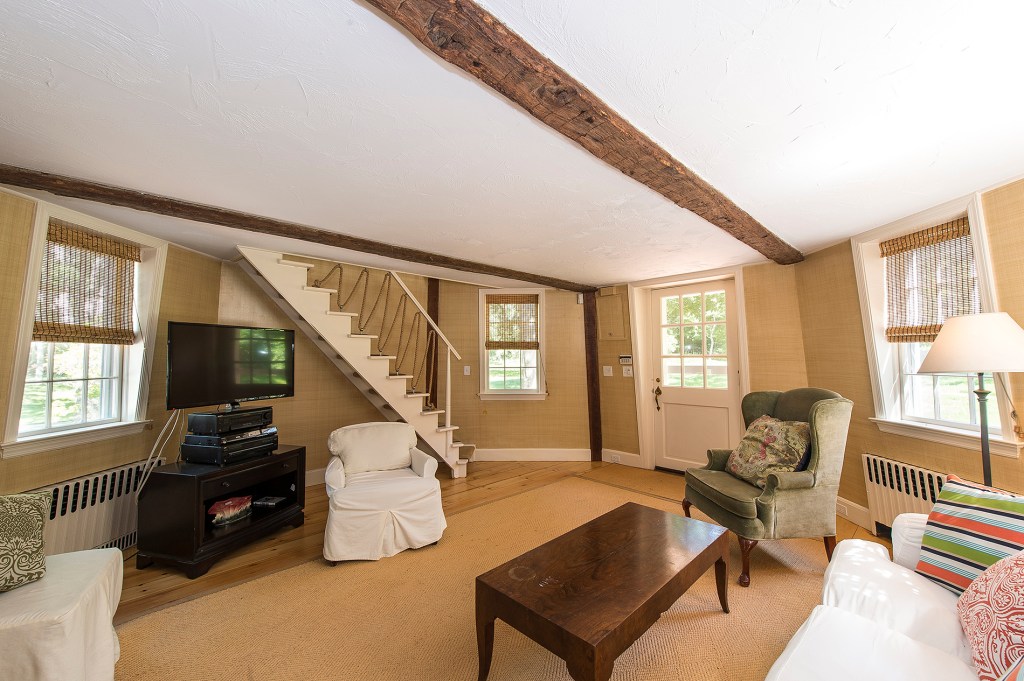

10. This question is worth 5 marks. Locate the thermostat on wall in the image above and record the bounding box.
[619,355,633,365]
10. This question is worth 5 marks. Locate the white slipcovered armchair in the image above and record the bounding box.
[323,422,446,563]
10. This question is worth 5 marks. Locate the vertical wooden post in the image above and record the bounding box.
[583,291,603,461]
[427,277,440,410]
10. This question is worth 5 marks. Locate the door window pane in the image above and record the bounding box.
[705,291,726,322]
[662,358,682,387]
[682,326,702,355]
[661,296,680,324]
[683,358,704,388]
[681,294,702,324]
[705,324,727,356]
[661,327,681,355]
[707,358,728,389]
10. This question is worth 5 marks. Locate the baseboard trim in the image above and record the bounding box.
[601,449,643,467]
[472,448,592,462]
[305,467,325,488]
[836,496,872,532]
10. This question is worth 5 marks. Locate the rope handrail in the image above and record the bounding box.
[313,261,462,361]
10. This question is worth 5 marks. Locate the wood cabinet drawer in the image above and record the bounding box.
[199,454,299,500]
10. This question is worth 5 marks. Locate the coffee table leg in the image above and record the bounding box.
[476,611,495,681]
[715,556,730,613]
[567,653,614,681]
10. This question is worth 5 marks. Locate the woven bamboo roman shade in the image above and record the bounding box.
[880,216,978,343]
[484,293,539,350]
[33,218,141,345]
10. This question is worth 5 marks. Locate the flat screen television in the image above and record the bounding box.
[166,322,296,410]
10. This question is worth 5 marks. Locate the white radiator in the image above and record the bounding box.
[31,459,162,555]
[862,453,944,534]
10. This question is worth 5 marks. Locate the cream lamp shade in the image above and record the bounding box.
[918,313,1024,374]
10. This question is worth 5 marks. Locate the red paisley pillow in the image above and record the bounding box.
[958,550,1024,681]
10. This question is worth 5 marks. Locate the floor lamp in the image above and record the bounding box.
[918,312,1024,486]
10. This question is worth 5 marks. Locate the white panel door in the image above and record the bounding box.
[652,280,743,471]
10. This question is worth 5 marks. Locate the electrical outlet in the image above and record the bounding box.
[463,365,471,376]
[611,454,621,463]
[622,366,633,377]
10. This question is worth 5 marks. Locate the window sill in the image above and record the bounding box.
[1,420,152,458]
[478,392,548,401]
[870,417,1022,458]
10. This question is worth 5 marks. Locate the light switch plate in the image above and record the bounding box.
[463,365,471,376]
[622,366,634,377]
[602,366,613,377]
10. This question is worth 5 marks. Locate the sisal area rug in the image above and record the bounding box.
[115,476,826,680]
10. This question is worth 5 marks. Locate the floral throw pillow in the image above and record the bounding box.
[958,550,1024,681]
[726,415,811,488]
[0,492,51,592]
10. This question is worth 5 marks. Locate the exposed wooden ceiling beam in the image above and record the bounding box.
[0,164,595,292]
[361,0,803,265]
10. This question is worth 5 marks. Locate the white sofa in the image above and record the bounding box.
[766,513,979,681]
[0,548,123,681]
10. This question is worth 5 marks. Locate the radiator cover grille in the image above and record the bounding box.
[31,459,162,555]
[862,453,944,535]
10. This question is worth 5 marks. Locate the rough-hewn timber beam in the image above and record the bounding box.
[0,163,594,292]
[361,0,803,265]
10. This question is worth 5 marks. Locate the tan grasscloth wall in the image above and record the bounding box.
[437,280,589,450]
[743,263,808,393]
[595,286,640,455]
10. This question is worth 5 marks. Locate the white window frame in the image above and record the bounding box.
[478,288,547,401]
[1,193,168,457]
[851,192,1021,457]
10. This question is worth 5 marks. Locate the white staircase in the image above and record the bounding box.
[236,246,472,478]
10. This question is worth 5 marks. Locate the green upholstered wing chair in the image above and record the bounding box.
[682,387,853,587]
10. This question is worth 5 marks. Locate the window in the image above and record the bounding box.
[881,216,999,433]
[20,342,122,435]
[479,289,545,399]
[17,219,139,437]
[852,196,1017,455]
[1,196,168,457]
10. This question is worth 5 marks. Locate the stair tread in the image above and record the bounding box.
[303,286,335,293]
[420,409,444,415]
[405,392,429,397]
[436,426,459,432]
[278,259,315,269]
[369,355,397,360]
[457,458,470,465]
[386,374,413,380]
[349,333,378,339]
[451,441,475,448]
[326,311,358,317]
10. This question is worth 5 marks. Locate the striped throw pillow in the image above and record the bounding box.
[916,475,1024,595]
[998,656,1024,681]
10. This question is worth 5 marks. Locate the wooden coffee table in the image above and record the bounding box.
[475,502,729,681]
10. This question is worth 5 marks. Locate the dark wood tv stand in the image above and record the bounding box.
[136,445,306,578]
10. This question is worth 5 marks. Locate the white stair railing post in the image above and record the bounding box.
[445,348,452,429]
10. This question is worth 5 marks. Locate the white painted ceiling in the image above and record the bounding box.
[1,0,1022,288]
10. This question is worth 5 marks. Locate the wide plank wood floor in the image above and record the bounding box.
[115,460,886,624]
[116,460,604,624]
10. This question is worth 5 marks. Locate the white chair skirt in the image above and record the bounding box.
[324,469,446,561]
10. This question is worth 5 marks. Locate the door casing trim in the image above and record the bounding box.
[628,266,751,470]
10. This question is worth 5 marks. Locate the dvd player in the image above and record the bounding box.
[187,407,273,436]
[180,433,279,466]
[184,426,278,448]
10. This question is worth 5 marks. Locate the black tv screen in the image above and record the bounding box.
[166,322,295,410]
